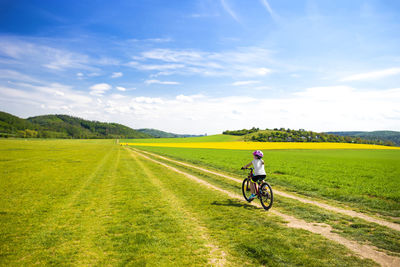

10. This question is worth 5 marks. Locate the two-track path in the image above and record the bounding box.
[129,151,227,266]
[134,148,400,232]
[128,147,400,267]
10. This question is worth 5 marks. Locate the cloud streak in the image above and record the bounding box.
[220,0,240,22]
[340,68,400,81]
[145,79,180,85]
[111,72,123,78]
[130,47,273,77]
[259,0,277,20]
[0,37,93,71]
[116,86,126,91]
[89,83,111,96]
[232,80,260,86]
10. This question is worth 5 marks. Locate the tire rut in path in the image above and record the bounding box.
[135,149,400,232]
[15,146,115,264]
[129,151,227,267]
[72,147,121,265]
[128,148,400,267]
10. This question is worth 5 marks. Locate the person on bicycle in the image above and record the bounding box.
[241,150,266,201]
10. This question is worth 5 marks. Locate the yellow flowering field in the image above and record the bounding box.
[121,141,400,150]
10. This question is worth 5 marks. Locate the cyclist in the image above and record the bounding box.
[241,150,266,201]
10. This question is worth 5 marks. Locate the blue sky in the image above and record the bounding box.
[0,0,400,134]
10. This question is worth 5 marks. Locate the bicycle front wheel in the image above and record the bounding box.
[259,182,273,210]
[242,178,252,202]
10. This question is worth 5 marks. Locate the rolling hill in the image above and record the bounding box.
[326,131,400,146]
[0,111,38,134]
[137,128,204,138]
[0,111,151,139]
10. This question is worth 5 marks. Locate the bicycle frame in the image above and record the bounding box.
[246,168,263,197]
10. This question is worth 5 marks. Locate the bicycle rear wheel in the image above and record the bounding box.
[242,178,253,202]
[259,182,273,210]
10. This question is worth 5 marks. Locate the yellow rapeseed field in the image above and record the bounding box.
[121,142,400,150]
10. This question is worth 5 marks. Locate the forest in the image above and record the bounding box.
[0,111,150,139]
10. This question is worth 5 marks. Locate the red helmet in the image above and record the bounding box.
[253,150,263,158]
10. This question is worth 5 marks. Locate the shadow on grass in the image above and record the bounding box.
[211,199,259,210]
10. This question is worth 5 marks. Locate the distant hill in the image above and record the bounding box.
[0,111,151,139]
[0,111,37,132]
[326,131,400,146]
[137,128,203,138]
[223,127,396,146]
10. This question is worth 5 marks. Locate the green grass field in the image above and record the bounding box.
[0,139,382,266]
[136,147,400,255]
[132,146,400,218]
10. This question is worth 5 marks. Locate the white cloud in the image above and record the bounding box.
[0,81,93,115]
[111,72,123,78]
[0,69,41,83]
[90,83,111,90]
[0,37,119,73]
[145,79,180,85]
[340,68,400,82]
[294,85,350,96]
[134,96,163,104]
[0,37,397,133]
[131,47,273,78]
[176,94,193,102]
[43,52,89,70]
[232,80,260,86]
[116,86,126,91]
[97,57,120,66]
[128,62,184,71]
[140,49,203,63]
[175,94,204,102]
[89,83,111,96]
[2,82,400,134]
[76,72,84,80]
[146,37,173,43]
[87,72,101,77]
[116,86,398,134]
[111,94,124,99]
[250,67,271,76]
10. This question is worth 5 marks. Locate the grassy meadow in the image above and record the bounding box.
[132,146,400,255]
[0,139,380,266]
[130,145,400,218]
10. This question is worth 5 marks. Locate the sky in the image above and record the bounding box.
[0,0,400,134]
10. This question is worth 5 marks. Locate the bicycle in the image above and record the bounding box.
[241,167,273,210]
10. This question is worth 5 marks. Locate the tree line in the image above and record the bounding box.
[223,128,395,146]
